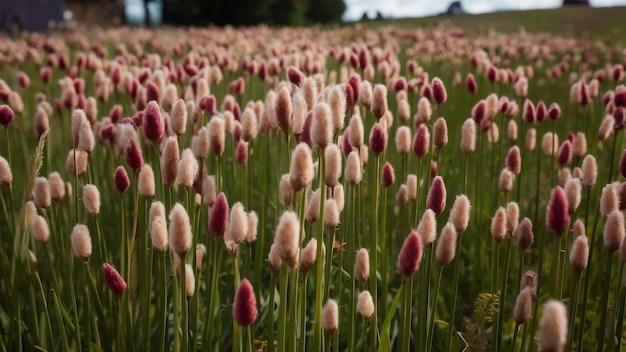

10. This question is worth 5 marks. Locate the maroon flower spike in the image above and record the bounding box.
[109,104,123,124]
[615,86,626,108]
[99,124,116,143]
[431,77,447,105]
[506,146,521,175]
[344,83,355,114]
[398,231,423,277]
[209,192,229,237]
[143,101,165,141]
[17,72,30,88]
[228,77,245,95]
[413,124,429,158]
[235,140,248,165]
[535,101,547,123]
[258,63,268,82]
[358,48,369,70]
[40,67,51,84]
[566,131,575,143]
[421,84,433,100]
[557,140,573,166]
[146,81,160,102]
[620,149,626,179]
[382,162,395,188]
[472,100,486,125]
[618,183,626,211]
[430,161,438,179]
[369,124,387,156]
[233,104,241,122]
[487,65,497,84]
[114,166,130,194]
[201,95,217,115]
[579,83,590,106]
[348,73,360,103]
[103,263,126,295]
[341,130,352,156]
[466,73,478,95]
[0,105,14,126]
[522,99,536,123]
[393,77,408,93]
[614,107,625,132]
[287,66,303,86]
[125,140,144,171]
[546,186,569,235]
[426,176,447,215]
[548,102,561,120]
[233,279,258,326]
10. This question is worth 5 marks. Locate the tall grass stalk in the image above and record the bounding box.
[313,152,327,351]
[596,251,615,351]
[369,154,381,350]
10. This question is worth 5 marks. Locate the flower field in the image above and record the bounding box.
[0,17,626,351]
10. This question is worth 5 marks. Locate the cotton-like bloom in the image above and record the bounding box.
[233,279,257,326]
[418,209,437,246]
[564,178,581,214]
[581,155,597,188]
[83,184,101,215]
[369,123,387,156]
[300,238,318,272]
[348,115,364,149]
[431,77,447,105]
[208,116,225,156]
[29,215,49,243]
[170,99,187,136]
[143,101,165,141]
[305,188,321,223]
[71,224,92,262]
[273,211,300,269]
[33,177,51,209]
[275,86,292,134]
[506,146,521,175]
[226,202,248,245]
[413,124,430,157]
[371,84,387,119]
[604,210,625,252]
[66,149,88,177]
[600,183,619,219]
[176,148,199,189]
[538,300,568,352]
[498,168,515,193]
[395,126,411,155]
[324,144,342,188]
[150,201,168,251]
[345,151,362,186]
[459,118,476,153]
[513,288,533,324]
[541,132,558,156]
[357,290,375,318]
[279,174,295,206]
[433,117,448,150]
[311,102,333,150]
[124,140,144,171]
[570,235,589,272]
[398,230,423,277]
[506,202,520,235]
[448,195,470,233]
[138,164,155,198]
[526,128,537,151]
[436,223,457,266]
[169,203,192,258]
[354,248,370,283]
[202,175,216,207]
[245,211,258,243]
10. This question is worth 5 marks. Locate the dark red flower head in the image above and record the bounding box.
[233,279,257,326]
[369,123,387,156]
[114,166,130,194]
[209,192,229,236]
[0,105,14,126]
[426,176,447,215]
[546,186,569,235]
[382,161,395,188]
[103,263,127,295]
[143,101,165,141]
[398,231,423,277]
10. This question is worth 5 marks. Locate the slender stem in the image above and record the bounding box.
[427,266,445,350]
[266,270,278,352]
[495,238,513,351]
[596,251,615,352]
[277,264,289,352]
[181,254,189,352]
[567,270,582,352]
[173,272,180,352]
[313,152,327,351]
[447,231,464,352]
[369,154,380,351]
[510,324,521,352]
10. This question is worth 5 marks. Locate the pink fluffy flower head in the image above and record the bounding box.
[546,186,569,235]
[426,176,447,216]
[209,192,229,236]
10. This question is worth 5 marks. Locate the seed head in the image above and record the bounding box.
[581,155,597,188]
[323,299,339,333]
[395,126,411,155]
[507,119,518,141]
[150,201,168,251]
[426,176,446,216]
[137,164,155,198]
[83,184,101,215]
[570,235,589,272]
[66,149,88,177]
[396,185,409,205]
[33,177,51,209]
[355,248,370,283]
[345,151,362,186]
[418,209,437,245]
[449,194,470,233]
[275,86,293,134]
[103,263,127,295]
[169,203,192,258]
[71,224,92,261]
[209,193,229,237]
[323,199,340,230]
[460,118,476,153]
[279,174,295,207]
[564,179,581,214]
[506,146,521,175]
[526,128,537,151]
[369,123,387,156]
[300,238,318,272]
[143,101,165,141]
[498,168,515,193]
[398,230,423,277]
[357,290,375,318]
[604,210,625,252]
[557,140,573,166]
[233,279,258,326]
[245,211,259,243]
[406,174,418,200]
[433,117,448,150]
[381,161,395,188]
[546,186,569,235]
[0,105,14,126]
[371,84,388,120]
[202,175,216,207]
[48,172,65,200]
[600,183,619,219]
[416,97,432,125]
[360,80,372,109]
[311,102,333,149]
[538,300,568,352]
[160,137,179,188]
[176,148,199,189]
[30,215,50,243]
[273,211,300,269]
[324,144,342,188]
[436,223,457,266]
[170,99,187,136]
[413,124,430,157]
[431,77,447,105]
[226,202,248,245]
[513,288,533,325]
[349,115,364,149]
[517,217,534,250]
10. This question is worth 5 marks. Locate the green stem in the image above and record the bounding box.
[370,154,380,351]
[596,251,615,352]
[314,152,327,351]
[495,238,513,351]
[447,230,464,352]
[277,264,289,352]
[567,270,582,352]
[266,270,278,352]
[84,264,112,352]
[426,266,445,350]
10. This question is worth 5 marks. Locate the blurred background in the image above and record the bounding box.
[2,0,626,33]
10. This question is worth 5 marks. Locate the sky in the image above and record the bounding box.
[343,0,626,21]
